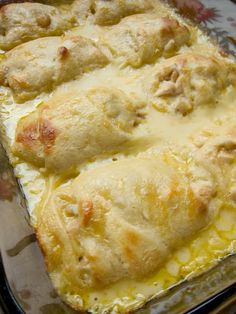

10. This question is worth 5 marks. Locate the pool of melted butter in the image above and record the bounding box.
[0,4,236,313]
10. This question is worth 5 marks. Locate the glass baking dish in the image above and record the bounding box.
[0,1,236,313]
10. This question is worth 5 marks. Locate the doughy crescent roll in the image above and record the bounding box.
[13,86,145,173]
[103,14,190,67]
[0,2,74,50]
[36,156,217,310]
[90,0,154,25]
[0,35,109,101]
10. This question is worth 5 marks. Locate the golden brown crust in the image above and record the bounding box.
[13,86,145,173]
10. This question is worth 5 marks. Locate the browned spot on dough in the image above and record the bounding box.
[160,17,189,44]
[199,187,215,211]
[122,230,140,261]
[123,245,135,261]
[16,123,38,147]
[36,15,51,28]
[10,74,30,89]
[58,46,69,60]
[88,254,97,262]
[189,186,213,216]
[125,230,140,246]
[160,17,176,39]
[81,200,93,226]
[39,119,56,152]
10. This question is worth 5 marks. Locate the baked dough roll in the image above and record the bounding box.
[13,86,145,173]
[0,2,74,50]
[0,35,109,102]
[90,0,154,25]
[36,156,217,311]
[148,53,236,116]
[102,14,190,67]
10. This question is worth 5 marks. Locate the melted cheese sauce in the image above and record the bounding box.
[0,2,236,313]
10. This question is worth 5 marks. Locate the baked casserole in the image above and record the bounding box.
[0,0,236,313]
